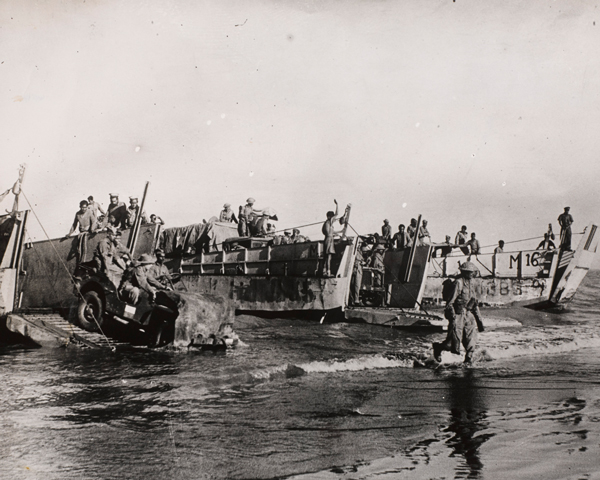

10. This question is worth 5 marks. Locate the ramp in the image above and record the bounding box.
[5,312,126,349]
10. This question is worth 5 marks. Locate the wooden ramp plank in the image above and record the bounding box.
[5,313,126,350]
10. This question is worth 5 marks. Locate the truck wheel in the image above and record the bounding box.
[77,291,104,332]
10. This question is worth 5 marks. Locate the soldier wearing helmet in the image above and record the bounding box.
[219,203,238,224]
[432,261,484,365]
[118,254,158,305]
[238,197,264,237]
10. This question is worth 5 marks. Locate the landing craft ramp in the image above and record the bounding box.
[4,312,127,349]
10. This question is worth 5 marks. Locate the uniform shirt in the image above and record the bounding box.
[93,237,115,270]
[107,202,127,229]
[219,208,238,223]
[126,205,148,227]
[466,238,480,254]
[147,263,171,289]
[381,224,392,240]
[455,231,468,245]
[70,209,96,234]
[558,213,574,229]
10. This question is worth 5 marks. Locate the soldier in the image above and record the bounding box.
[126,196,148,228]
[367,244,386,288]
[322,199,339,277]
[112,230,133,270]
[65,200,96,237]
[93,226,117,274]
[466,232,481,255]
[107,194,127,230]
[434,235,454,258]
[558,207,574,250]
[392,224,409,250]
[219,203,238,223]
[149,214,165,225]
[494,240,505,254]
[281,230,293,244]
[455,225,470,255]
[118,254,158,305]
[238,198,263,237]
[381,219,392,243]
[419,219,432,245]
[87,196,106,217]
[291,228,308,243]
[148,248,173,291]
[432,261,484,365]
[350,244,366,306]
[406,218,418,245]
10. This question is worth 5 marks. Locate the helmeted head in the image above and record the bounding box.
[155,248,165,262]
[459,261,478,278]
[383,219,389,225]
[137,254,156,265]
[246,197,255,205]
[223,203,231,209]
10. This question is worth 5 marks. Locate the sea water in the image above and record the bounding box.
[2,271,600,480]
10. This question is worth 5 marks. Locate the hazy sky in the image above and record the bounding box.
[1,0,599,253]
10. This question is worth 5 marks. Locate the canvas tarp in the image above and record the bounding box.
[159,218,238,256]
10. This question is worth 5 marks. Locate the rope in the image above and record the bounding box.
[21,190,115,351]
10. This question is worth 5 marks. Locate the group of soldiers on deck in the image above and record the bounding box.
[65,193,164,238]
[217,198,310,245]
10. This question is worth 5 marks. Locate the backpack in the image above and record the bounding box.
[442,278,457,303]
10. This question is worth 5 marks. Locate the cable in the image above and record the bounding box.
[21,189,115,351]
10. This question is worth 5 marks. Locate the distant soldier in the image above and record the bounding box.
[432,261,484,365]
[107,194,127,230]
[291,228,308,243]
[265,222,277,235]
[455,225,470,255]
[87,196,106,217]
[93,226,117,274]
[558,207,574,250]
[147,248,173,291]
[126,196,148,228]
[465,232,480,255]
[149,214,165,225]
[547,223,555,241]
[419,219,432,245]
[381,219,392,243]
[494,240,505,254]
[238,198,263,237]
[434,235,454,258]
[219,203,238,223]
[367,244,386,288]
[119,254,158,305]
[537,233,556,250]
[350,245,367,306]
[112,230,133,270]
[281,230,293,244]
[65,200,96,237]
[391,224,409,250]
[322,199,339,277]
[406,218,418,245]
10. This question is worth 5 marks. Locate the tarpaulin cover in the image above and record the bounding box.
[159,218,237,255]
[171,291,236,348]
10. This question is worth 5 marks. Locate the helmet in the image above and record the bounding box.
[223,203,231,208]
[137,254,156,265]
[246,197,255,204]
[459,261,478,272]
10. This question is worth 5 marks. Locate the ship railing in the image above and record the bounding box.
[178,238,353,278]
[429,248,559,280]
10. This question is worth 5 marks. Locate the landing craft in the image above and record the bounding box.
[0,172,597,346]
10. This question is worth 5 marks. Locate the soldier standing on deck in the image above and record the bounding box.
[391,224,409,250]
[107,194,127,230]
[381,219,392,245]
[219,203,238,223]
[65,200,96,237]
[558,207,574,251]
[432,261,485,365]
[322,199,339,277]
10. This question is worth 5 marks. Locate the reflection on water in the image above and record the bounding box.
[443,371,492,478]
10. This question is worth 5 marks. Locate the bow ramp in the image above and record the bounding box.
[4,311,127,349]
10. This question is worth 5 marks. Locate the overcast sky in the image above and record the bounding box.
[1,0,599,255]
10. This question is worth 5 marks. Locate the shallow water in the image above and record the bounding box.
[2,271,600,479]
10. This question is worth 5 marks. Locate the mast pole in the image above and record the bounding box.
[128,181,150,256]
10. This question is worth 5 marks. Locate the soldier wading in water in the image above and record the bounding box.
[432,261,485,365]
